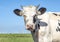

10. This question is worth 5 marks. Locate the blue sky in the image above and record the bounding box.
[0,0,60,33]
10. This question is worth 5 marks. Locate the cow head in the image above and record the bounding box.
[13,5,46,31]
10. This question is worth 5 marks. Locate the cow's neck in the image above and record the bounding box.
[31,20,40,42]
[31,30,39,42]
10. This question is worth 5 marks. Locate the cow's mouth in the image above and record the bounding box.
[27,27,35,32]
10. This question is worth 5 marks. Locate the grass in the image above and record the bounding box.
[0,34,34,42]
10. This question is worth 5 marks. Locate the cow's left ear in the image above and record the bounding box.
[38,7,46,14]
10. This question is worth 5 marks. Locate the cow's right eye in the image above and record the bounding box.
[24,15,27,18]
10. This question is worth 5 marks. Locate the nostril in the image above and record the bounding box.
[27,25,33,28]
[26,25,33,29]
[27,25,30,27]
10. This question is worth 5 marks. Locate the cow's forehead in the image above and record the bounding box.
[23,5,36,11]
[22,5,37,16]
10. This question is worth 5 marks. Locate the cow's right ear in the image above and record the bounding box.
[38,7,46,14]
[13,9,22,16]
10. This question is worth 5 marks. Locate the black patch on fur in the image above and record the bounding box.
[33,15,37,23]
[56,20,60,32]
[53,13,60,16]
[58,22,60,26]
[56,27,60,32]
[53,13,57,16]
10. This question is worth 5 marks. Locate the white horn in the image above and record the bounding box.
[36,4,40,8]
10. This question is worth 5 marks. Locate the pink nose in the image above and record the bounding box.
[26,25,33,30]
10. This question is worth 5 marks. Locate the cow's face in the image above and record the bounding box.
[13,5,46,31]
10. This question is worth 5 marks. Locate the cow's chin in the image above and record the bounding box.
[29,29,35,32]
[27,28,35,32]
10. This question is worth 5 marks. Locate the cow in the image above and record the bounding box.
[13,5,60,42]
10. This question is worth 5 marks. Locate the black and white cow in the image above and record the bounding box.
[13,5,60,42]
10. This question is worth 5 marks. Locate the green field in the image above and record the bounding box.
[0,34,33,42]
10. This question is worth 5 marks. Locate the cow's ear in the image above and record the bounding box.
[13,9,22,16]
[38,7,46,14]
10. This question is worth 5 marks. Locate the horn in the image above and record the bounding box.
[21,5,23,9]
[36,4,40,8]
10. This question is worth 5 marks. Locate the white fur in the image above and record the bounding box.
[38,12,60,42]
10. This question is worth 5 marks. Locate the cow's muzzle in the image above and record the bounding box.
[26,25,35,31]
